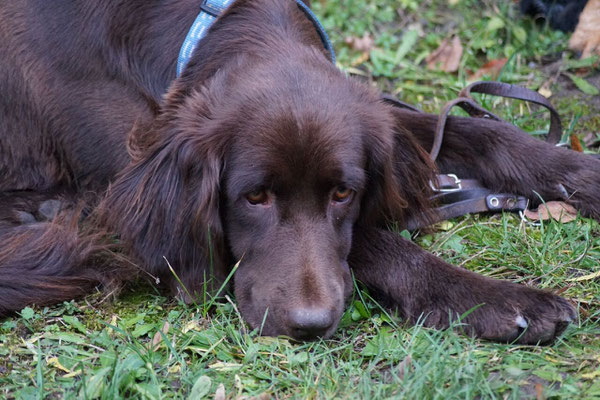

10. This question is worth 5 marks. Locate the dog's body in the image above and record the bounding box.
[1,0,598,343]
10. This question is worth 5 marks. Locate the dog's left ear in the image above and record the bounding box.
[360,112,435,229]
[97,85,231,300]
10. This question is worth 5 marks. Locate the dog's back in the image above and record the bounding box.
[0,1,196,194]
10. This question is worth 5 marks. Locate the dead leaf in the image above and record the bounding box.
[396,355,413,380]
[47,357,71,374]
[426,35,463,73]
[570,134,584,152]
[345,33,375,53]
[567,270,600,282]
[569,0,600,59]
[583,132,600,148]
[214,384,226,400]
[350,51,371,67]
[536,382,544,400]
[468,58,508,80]
[538,85,552,98]
[150,321,170,351]
[523,201,577,223]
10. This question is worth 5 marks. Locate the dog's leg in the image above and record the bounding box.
[0,212,127,317]
[392,108,600,220]
[349,227,575,344]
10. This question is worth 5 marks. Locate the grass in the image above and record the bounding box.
[1,0,600,398]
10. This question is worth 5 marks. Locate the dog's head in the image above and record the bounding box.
[102,2,433,340]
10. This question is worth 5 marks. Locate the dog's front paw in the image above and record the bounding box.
[423,280,577,345]
[350,229,576,345]
[470,286,575,344]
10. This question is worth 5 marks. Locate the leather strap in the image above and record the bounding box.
[432,81,563,160]
[432,97,502,161]
[381,82,564,230]
[382,94,423,113]
[433,193,527,224]
[405,174,528,230]
[460,82,563,144]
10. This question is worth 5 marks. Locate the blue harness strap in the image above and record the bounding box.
[294,0,335,64]
[177,0,236,77]
[176,0,336,77]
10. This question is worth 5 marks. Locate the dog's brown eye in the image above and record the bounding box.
[332,186,353,203]
[246,189,269,205]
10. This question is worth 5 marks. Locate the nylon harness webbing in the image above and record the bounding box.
[384,81,567,230]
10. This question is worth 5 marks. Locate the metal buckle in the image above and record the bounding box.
[430,174,462,193]
[200,0,221,17]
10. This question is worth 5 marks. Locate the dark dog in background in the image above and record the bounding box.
[521,0,600,57]
[1,0,599,343]
[521,0,588,32]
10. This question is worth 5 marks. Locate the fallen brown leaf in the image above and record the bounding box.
[396,355,413,380]
[582,132,600,148]
[468,58,508,80]
[536,382,544,400]
[214,383,226,400]
[570,134,584,152]
[151,321,170,351]
[345,33,375,53]
[569,0,600,59]
[426,35,463,73]
[524,201,577,223]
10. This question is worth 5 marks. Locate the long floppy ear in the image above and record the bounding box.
[96,87,230,300]
[360,106,436,229]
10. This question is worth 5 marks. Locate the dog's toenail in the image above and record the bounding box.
[557,184,569,199]
[515,315,528,329]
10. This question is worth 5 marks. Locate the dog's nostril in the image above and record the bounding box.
[288,307,334,339]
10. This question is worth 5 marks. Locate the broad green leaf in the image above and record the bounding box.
[20,307,35,321]
[512,26,527,44]
[189,376,212,400]
[395,29,419,62]
[289,351,309,365]
[63,316,87,334]
[82,367,110,399]
[566,73,599,95]
[487,16,505,31]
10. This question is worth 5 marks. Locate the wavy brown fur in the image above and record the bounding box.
[0,214,127,317]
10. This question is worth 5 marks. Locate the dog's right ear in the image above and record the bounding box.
[97,83,231,300]
[360,107,436,229]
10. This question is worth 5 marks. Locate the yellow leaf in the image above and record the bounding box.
[182,320,201,334]
[209,362,243,372]
[63,370,82,379]
[567,270,600,282]
[47,357,71,373]
[582,370,600,379]
[538,86,552,98]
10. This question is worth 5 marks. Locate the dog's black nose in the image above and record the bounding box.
[288,307,334,339]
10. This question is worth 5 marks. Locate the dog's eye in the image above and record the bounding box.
[246,189,270,205]
[332,186,353,203]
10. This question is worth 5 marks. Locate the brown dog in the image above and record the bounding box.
[1,0,597,343]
